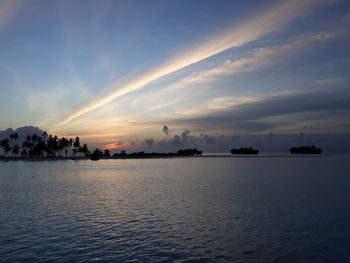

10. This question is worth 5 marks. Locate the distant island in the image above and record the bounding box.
[90,148,203,160]
[0,129,325,160]
[230,147,259,155]
[289,145,322,154]
[0,130,204,161]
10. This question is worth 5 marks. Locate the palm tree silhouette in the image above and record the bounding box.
[12,145,19,157]
[1,139,11,157]
[42,131,48,144]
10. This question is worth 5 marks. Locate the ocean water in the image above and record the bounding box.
[0,156,349,262]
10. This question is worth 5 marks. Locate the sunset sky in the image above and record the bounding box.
[1,0,350,152]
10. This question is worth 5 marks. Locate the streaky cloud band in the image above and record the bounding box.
[59,0,326,126]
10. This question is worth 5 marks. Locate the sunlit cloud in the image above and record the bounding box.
[103,141,127,150]
[60,0,327,125]
[123,28,348,118]
[53,25,349,139]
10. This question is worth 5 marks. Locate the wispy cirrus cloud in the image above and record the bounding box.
[59,0,328,125]
[315,77,349,85]
[52,25,350,138]
[124,28,349,117]
[0,0,24,31]
[168,88,350,133]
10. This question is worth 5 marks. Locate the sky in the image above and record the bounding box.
[1,0,350,152]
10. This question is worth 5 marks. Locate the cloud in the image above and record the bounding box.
[103,141,125,149]
[168,88,350,132]
[315,77,349,85]
[156,132,350,153]
[162,125,169,136]
[204,134,216,144]
[155,28,349,97]
[59,0,327,125]
[0,0,23,31]
[145,138,154,147]
[181,130,190,140]
[116,27,349,119]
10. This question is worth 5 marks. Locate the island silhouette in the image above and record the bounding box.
[230,147,259,155]
[289,145,322,154]
[0,131,204,160]
[90,148,203,160]
[1,130,325,160]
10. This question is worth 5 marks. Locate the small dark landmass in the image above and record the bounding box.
[289,145,322,154]
[112,148,203,159]
[230,147,259,155]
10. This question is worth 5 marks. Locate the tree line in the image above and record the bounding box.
[0,132,90,158]
[0,131,323,159]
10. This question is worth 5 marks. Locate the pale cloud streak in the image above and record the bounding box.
[53,26,348,138]
[127,28,348,115]
[0,0,23,30]
[60,0,327,125]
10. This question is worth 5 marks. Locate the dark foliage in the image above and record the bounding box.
[230,147,259,154]
[289,145,322,154]
[177,148,203,156]
[0,132,89,159]
[111,148,203,158]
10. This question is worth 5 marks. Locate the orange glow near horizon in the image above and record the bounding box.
[103,142,129,150]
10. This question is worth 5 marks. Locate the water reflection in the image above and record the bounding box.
[0,157,349,262]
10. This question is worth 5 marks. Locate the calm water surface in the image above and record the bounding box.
[0,156,349,262]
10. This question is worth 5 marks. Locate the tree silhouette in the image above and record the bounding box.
[73,137,80,157]
[103,149,110,157]
[42,131,48,143]
[0,130,92,160]
[1,139,11,157]
[81,144,89,157]
[21,149,28,158]
[12,145,19,157]
[289,145,322,154]
[230,147,259,154]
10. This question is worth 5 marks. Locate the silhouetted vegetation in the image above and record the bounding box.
[112,148,203,158]
[177,148,203,155]
[103,149,111,157]
[90,148,103,160]
[230,147,259,154]
[0,133,206,161]
[289,145,322,154]
[0,132,90,160]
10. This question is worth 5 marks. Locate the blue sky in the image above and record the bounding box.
[1,0,350,151]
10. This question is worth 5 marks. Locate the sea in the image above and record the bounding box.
[0,156,349,262]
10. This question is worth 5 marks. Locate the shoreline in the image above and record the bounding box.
[0,154,338,162]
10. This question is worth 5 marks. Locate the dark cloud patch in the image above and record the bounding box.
[145,138,154,147]
[147,132,350,153]
[181,130,190,139]
[169,88,350,133]
[204,134,216,144]
[231,135,240,142]
[162,125,169,136]
[171,135,181,146]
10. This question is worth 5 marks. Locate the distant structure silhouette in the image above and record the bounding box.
[289,145,322,154]
[230,147,259,155]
